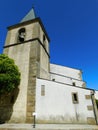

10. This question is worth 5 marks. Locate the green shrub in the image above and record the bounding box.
[0,54,21,94]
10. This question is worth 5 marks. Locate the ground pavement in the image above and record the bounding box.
[0,124,98,130]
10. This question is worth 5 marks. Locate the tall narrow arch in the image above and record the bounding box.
[18,28,26,42]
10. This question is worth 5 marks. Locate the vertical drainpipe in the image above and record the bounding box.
[91,90,98,125]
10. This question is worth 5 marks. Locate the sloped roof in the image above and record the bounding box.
[20,8,36,23]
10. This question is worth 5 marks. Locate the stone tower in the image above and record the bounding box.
[3,8,50,123]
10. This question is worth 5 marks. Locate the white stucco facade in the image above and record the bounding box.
[95,91,98,99]
[50,64,82,80]
[35,77,95,124]
[50,64,86,88]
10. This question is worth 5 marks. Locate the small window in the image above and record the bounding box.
[41,85,45,96]
[72,82,76,86]
[43,34,46,42]
[72,92,79,104]
[18,28,26,42]
[52,79,55,81]
[43,34,46,48]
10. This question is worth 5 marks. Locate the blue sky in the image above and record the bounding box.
[0,0,98,90]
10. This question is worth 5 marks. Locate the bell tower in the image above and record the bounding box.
[3,8,50,123]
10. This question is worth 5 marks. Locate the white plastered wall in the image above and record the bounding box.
[95,91,98,99]
[50,64,85,88]
[35,78,94,124]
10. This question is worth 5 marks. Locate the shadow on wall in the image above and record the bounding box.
[0,88,19,124]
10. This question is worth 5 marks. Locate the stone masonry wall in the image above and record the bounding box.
[26,40,40,123]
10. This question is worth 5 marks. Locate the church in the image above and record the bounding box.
[2,8,98,124]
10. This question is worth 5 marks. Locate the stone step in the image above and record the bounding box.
[0,124,98,130]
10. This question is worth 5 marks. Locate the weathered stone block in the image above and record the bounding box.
[27,112,32,117]
[27,107,33,112]
[87,105,93,111]
[87,117,96,124]
[85,95,91,99]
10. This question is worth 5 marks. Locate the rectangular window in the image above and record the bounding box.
[41,85,45,96]
[72,92,79,104]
